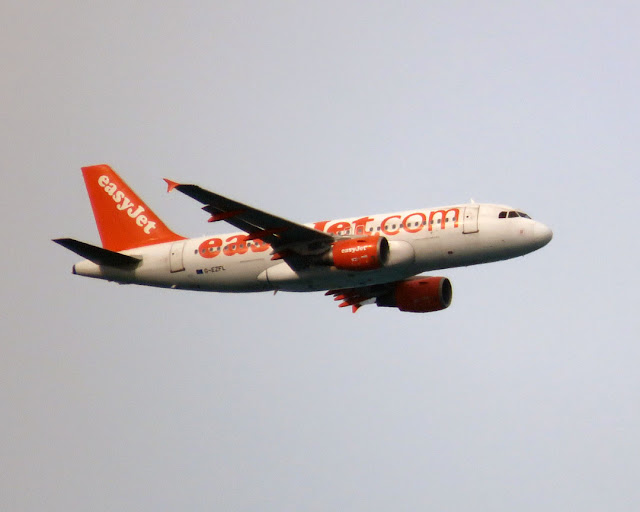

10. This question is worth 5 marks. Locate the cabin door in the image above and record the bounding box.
[170,241,186,272]
[463,206,479,234]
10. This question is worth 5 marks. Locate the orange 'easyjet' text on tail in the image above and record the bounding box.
[82,164,185,252]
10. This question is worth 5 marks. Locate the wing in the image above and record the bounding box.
[164,179,334,252]
[325,283,393,313]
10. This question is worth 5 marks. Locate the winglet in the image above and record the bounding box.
[163,178,180,193]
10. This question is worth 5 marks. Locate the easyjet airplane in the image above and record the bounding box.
[54,165,552,313]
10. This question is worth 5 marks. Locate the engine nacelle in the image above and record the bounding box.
[376,276,452,313]
[386,240,415,267]
[326,235,389,271]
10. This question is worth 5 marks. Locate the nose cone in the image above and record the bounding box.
[533,221,553,248]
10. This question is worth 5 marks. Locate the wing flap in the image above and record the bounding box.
[325,285,386,313]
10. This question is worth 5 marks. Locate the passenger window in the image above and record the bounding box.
[508,211,518,218]
[498,211,507,218]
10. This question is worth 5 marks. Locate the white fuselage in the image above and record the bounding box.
[72,203,552,293]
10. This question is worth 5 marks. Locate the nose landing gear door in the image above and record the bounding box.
[463,206,479,234]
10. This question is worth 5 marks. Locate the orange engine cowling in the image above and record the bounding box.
[376,276,453,312]
[328,235,390,271]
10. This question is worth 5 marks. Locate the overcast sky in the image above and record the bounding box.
[2,2,639,511]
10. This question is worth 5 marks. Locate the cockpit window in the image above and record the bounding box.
[499,210,532,219]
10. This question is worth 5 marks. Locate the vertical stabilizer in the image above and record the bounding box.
[82,164,185,251]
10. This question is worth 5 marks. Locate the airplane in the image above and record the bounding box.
[53,164,552,313]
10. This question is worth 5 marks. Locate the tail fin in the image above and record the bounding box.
[82,164,185,251]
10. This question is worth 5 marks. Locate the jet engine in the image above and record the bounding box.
[376,276,452,313]
[324,235,389,271]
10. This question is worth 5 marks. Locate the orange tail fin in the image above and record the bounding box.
[82,164,185,251]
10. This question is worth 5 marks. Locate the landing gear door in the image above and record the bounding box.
[463,206,479,234]
[170,241,186,273]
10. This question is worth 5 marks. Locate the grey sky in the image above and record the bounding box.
[2,2,639,511]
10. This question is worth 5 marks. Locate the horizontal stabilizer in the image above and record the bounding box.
[53,238,141,268]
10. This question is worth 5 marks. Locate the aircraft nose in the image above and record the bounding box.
[533,221,553,247]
